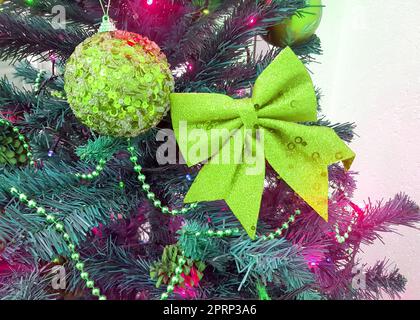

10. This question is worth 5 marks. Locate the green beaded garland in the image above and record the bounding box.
[64,31,174,137]
[10,189,106,300]
[153,199,161,207]
[333,205,360,244]
[127,142,198,217]
[71,252,80,261]
[92,288,101,296]
[187,208,307,243]
[27,200,37,208]
[80,272,89,280]
[75,262,84,271]
[55,222,64,232]
[46,214,56,223]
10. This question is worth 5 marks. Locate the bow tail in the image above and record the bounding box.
[262,121,355,221]
[184,130,266,239]
[184,161,265,239]
[225,160,266,239]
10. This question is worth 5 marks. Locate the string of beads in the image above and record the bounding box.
[334,208,359,244]
[9,187,106,300]
[126,141,198,216]
[160,253,188,300]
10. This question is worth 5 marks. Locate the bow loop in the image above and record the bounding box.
[170,93,242,167]
[253,47,318,123]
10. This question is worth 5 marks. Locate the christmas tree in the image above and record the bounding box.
[0,0,419,301]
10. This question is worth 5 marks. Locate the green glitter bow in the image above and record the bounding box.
[170,47,355,238]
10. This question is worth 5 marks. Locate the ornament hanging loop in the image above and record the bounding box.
[99,14,116,33]
[98,0,115,32]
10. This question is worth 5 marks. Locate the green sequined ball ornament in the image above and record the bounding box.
[64,31,175,137]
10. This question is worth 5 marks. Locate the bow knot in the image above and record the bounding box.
[236,98,259,130]
[170,47,355,238]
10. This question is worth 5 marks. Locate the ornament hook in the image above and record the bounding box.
[97,0,115,32]
[99,15,116,33]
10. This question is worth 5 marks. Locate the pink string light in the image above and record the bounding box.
[248,16,257,26]
[186,61,193,71]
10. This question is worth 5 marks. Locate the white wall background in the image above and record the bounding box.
[311,0,420,299]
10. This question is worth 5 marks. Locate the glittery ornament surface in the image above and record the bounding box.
[64,31,174,137]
